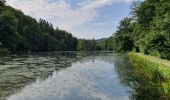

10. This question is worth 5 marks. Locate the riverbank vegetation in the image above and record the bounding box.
[101,0,170,60]
[127,52,170,99]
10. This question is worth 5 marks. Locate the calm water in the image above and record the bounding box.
[0,52,134,100]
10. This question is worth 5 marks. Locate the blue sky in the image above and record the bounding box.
[6,0,137,39]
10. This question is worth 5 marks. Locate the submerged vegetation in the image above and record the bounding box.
[0,52,81,99]
[127,52,170,99]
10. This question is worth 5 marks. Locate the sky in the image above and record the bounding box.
[6,0,138,39]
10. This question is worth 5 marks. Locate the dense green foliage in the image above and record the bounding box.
[0,0,78,53]
[77,39,97,51]
[102,0,170,59]
[127,52,170,99]
[95,38,114,51]
[76,38,114,51]
[1,0,169,55]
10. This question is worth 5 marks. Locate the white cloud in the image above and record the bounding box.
[7,0,132,29]
[79,0,136,9]
[6,0,92,30]
[6,0,135,30]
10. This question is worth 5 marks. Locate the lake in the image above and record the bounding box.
[0,52,154,100]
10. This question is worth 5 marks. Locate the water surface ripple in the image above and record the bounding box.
[1,52,130,100]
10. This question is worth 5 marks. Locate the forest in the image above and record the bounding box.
[0,0,170,60]
[0,0,78,53]
[0,0,102,53]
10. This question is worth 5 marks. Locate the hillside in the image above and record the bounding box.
[0,0,78,53]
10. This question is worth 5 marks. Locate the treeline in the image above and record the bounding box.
[77,39,97,51]
[102,0,170,60]
[95,38,114,51]
[1,0,169,58]
[0,0,78,53]
[77,38,115,51]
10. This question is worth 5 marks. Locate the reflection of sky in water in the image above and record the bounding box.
[7,58,129,100]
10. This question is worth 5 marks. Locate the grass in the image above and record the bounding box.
[134,53,170,67]
[127,52,170,99]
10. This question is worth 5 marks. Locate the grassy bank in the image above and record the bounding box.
[127,52,170,99]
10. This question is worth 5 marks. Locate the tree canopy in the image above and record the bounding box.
[0,0,169,59]
[105,0,170,60]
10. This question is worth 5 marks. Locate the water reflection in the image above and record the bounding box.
[114,55,170,100]
[0,52,83,100]
[2,52,168,100]
[6,52,130,100]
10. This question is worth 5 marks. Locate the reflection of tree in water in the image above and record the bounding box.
[114,55,170,100]
[78,51,111,64]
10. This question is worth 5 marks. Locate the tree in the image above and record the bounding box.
[0,2,78,53]
[109,0,170,59]
[77,39,97,51]
[112,17,134,52]
[0,0,5,6]
[0,10,20,52]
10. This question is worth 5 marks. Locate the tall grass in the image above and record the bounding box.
[128,52,170,100]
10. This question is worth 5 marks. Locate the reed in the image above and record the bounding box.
[128,52,170,99]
